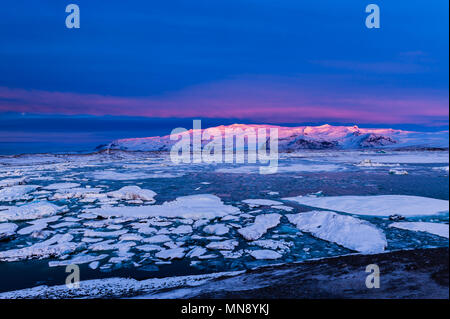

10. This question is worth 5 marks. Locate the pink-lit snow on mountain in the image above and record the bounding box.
[107,124,448,151]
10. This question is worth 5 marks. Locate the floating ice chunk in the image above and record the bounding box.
[249,249,282,260]
[389,222,449,239]
[0,234,83,262]
[0,185,39,202]
[84,229,128,238]
[249,239,293,252]
[0,202,67,222]
[50,222,77,229]
[107,186,156,203]
[90,171,184,180]
[356,159,398,167]
[206,240,238,250]
[186,247,207,258]
[48,254,108,267]
[220,215,239,221]
[220,249,243,259]
[287,211,387,253]
[242,199,283,207]
[81,237,103,243]
[193,219,209,228]
[155,248,185,260]
[164,241,183,249]
[433,166,449,172]
[143,235,171,244]
[43,183,80,190]
[0,177,28,188]
[18,222,48,235]
[203,224,229,236]
[272,205,294,212]
[84,194,240,220]
[171,225,192,235]
[198,254,218,259]
[237,214,281,241]
[89,261,100,270]
[0,223,18,240]
[51,187,103,200]
[135,244,163,252]
[283,195,449,217]
[135,226,157,235]
[389,169,408,175]
[119,234,143,241]
[89,240,136,252]
[216,163,342,174]
[267,191,279,195]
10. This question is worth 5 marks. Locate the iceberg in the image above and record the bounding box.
[0,185,39,202]
[0,202,67,222]
[249,249,282,260]
[238,214,281,241]
[287,211,387,253]
[0,223,18,240]
[0,234,84,262]
[389,222,449,239]
[284,195,449,217]
[107,186,157,203]
[84,194,240,220]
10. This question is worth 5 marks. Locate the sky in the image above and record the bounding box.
[0,0,448,153]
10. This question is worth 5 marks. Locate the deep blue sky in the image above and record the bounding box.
[0,0,448,153]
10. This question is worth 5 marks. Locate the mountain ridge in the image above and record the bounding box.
[105,124,449,152]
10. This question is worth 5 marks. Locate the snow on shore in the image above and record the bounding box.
[0,271,244,299]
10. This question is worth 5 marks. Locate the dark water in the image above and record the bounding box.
[0,155,448,293]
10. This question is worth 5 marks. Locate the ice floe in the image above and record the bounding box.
[389,222,449,239]
[43,183,80,190]
[0,185,39,202]
[107,186,157,203]
[249,249,282,260]
[84,194,240,220]
[0,202,67,222]
[0,177,28,188]
[203,224,229,235]
[249,239,293,252]
[0,234,84,262]
[389,169,408,175]
[206,240,239,250]
[0,223,18,240]
[284,195,449,217]
[48,254,108,267]
[238,214,281,241]
[287,211,387,253]
[155,248,185,260]
[242,199,283,207]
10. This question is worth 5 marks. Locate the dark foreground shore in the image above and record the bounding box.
[146,247,449,299]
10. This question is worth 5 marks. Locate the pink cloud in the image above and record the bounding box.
[0,77,448,125]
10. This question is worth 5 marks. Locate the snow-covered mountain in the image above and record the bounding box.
[105,124,449,152]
